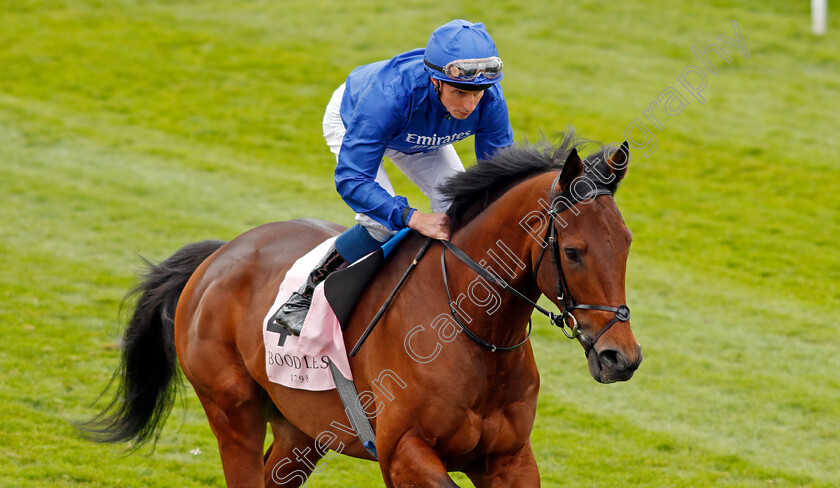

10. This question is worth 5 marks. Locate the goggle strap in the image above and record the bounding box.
[424,59,446,73]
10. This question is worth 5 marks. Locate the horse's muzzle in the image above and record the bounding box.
[587,344,642,384]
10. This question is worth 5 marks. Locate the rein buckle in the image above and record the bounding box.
[552,311,580,339]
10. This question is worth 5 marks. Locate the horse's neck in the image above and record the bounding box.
[451,172,551,295]
[443,176,550,349]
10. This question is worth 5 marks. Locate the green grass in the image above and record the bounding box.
[1,0,838,486]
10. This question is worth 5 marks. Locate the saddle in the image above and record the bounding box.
[262,229,411,390]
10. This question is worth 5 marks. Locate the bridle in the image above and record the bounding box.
[441,171,631,357]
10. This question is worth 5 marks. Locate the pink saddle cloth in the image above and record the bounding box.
[262,237,352,391]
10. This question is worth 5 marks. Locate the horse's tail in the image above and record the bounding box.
[79,240,226,447]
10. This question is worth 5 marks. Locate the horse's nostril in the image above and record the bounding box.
[598,349,625,370]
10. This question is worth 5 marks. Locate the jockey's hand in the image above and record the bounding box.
[408,211,451,240]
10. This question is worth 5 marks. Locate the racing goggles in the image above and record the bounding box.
[424,57,503,82]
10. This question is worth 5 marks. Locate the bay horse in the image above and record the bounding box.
[82,132,641,487]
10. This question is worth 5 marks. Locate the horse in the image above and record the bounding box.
[82,132,642,487]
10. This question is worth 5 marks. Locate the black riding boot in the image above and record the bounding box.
[271,244,346,335]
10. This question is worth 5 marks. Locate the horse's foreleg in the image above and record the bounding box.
[380,434,460,488]
[264,418,324,488]
[464,442,540,488]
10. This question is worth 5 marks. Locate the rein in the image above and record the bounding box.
[440,241,534,352]
[440,172,630,356]
[350,172,632,357]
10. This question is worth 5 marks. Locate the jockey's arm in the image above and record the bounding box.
[334,91,415,233]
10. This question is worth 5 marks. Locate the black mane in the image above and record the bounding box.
[438,129,623,230]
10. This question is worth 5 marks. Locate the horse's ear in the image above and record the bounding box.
[607,141,630,183]
[558,148,584,190]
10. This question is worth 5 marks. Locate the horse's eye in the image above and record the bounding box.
[564,248,581,263]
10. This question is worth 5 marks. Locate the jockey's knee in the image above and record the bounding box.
[335,224,388,262]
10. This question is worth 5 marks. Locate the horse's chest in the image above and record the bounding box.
[479,407,532,454]
[441,405,532,458]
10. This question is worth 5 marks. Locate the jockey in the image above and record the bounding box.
[273,19,514,335]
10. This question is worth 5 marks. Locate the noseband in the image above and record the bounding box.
[441,171,631,357]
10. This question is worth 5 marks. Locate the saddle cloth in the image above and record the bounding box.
[262,237,351,391]
[262,229,411,391]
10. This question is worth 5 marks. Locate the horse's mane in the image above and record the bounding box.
[438,128,623,230]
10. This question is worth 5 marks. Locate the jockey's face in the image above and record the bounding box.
[433,79,485,120]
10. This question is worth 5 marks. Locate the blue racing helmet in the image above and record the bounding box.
[424,19,504,88]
